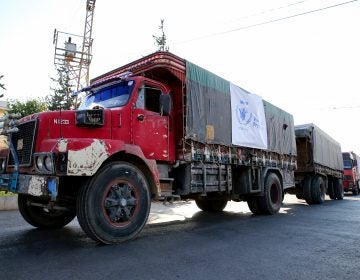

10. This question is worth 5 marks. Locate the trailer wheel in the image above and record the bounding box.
[257,172,282,215]
[247,197,262,215]
[77,162,151,244]
[18,194,76,229]
[195,197,228,212]
[310,176,325,204]
[333,178,344,200]
[328,179,335,200]
[303,176,313,205]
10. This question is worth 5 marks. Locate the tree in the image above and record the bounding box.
[0,75,5,90]
[7,98,48,117]
[0,75,6,98]
[46,66,75,111]
[153,19,169,52]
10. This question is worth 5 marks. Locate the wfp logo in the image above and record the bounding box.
[235,100,259,129]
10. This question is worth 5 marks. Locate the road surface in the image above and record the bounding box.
[0,195,359,280]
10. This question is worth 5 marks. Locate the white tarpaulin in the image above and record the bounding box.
[230,83,268,149]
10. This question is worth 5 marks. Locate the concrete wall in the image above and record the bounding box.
[0,195,18,210]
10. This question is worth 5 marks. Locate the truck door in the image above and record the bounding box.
[132,82,170,161]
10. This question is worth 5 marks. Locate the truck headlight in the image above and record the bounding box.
[44,156,54,172]
[36,156,44,170]
[34,153,55,174]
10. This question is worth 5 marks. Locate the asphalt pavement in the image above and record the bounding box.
[0,194,360,280]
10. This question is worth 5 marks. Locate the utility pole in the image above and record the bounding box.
[53,0,96,94]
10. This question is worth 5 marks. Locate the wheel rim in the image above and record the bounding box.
[102,179,140,228]
[270,183,281,205]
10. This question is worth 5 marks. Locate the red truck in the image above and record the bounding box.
[342,152,360,195]
[0,52,297,244]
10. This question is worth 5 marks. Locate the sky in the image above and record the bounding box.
[0,0,359,153]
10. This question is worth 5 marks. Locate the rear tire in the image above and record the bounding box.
[295,192,304,200]
[333,178,344,200]
[257,172,282,215]
[195,197,228,212]
[328,179,335,200]
[311,176,325,204]
[76,161,151,244]
[18,194,76,229]
[247,197,262,215]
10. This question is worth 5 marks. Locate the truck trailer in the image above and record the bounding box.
[288,124,344,204]
[342,151,360,195]
[0,52,298,244]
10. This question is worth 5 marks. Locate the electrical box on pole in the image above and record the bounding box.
[53,0,96,94]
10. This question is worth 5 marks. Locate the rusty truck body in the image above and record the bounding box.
[0,52,297,243]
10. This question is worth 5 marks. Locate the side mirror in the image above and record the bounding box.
[160,94,172,116]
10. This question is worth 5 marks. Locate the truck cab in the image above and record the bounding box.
[342,152,360,195]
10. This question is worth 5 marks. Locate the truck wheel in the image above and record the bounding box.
[18,194,76,229]
[310,176,325,204]
[247,197,262,215]
[328,179,336,200]
[295,190,304,200]
[303,176,313,205]
[257,172,282,215]
[352,185,359,195]
[333,179,344,200]
[77,161,151,244]
[195,197,228,212]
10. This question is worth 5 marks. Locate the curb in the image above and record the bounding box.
[0,195,18,211]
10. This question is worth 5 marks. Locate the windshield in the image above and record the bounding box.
[79,80,134,109]
[343,159,353,169]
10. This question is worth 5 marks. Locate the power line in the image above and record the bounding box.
[225,0,309,25]
[332,105,360,110]
[175,0,359,45]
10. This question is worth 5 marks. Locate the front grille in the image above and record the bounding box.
[8,119,37,166]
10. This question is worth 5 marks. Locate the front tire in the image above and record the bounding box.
[18,194,76,229]
[311,176,325,204]
[76,162,151,244]
[352,184,359,195]
[303,176,313,205]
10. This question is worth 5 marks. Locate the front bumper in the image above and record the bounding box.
[0,174,59,200]
[342,181,354,192]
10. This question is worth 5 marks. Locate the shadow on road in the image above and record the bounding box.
[1,195,358,252]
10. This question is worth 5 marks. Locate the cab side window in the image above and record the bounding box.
[136,84,162,113]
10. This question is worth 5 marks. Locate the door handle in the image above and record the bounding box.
[137,114,145,121]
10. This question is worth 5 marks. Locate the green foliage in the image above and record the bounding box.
[153,19,169,52]
[7,98,48,117]
[46,66,75,110]
[0,191,15,197]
